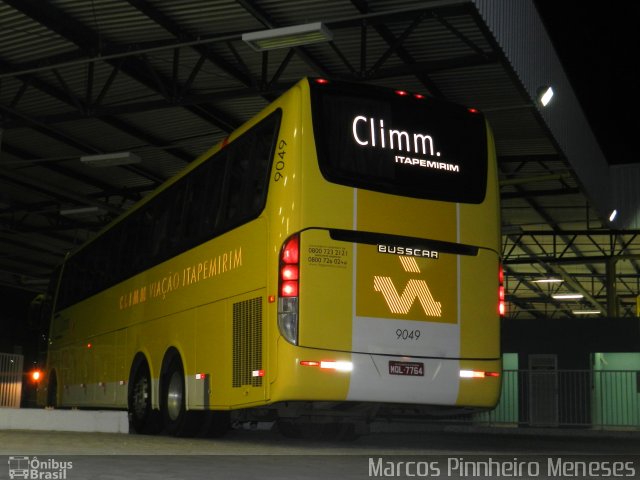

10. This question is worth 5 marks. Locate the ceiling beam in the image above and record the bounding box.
[0,167,123,216]
[3,0,240,135]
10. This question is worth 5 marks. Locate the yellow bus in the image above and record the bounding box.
[39,78,502,437]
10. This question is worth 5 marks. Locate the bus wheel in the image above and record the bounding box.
[129,363,160,434]
[161,356,199,437]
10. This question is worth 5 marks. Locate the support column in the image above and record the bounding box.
[606,257,618,318]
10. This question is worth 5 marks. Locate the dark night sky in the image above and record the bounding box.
[534,1,640,165]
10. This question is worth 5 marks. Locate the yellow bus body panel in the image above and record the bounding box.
[42,78,501,413]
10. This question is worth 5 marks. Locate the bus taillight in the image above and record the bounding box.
[278,234,300,345]
[281,235,299,264]
[499,264,505,317]
[281,281,298,297]
[281,265,299,281]
[460,370,500,379]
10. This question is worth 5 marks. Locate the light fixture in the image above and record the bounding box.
[242,22,333,51]
[609,209,618,222]
[532,278,563,284]
[80,152,141,167]
[572,310,602,315]
[552,293,584,300]
[538,86,554,107]
[60,206,104,217]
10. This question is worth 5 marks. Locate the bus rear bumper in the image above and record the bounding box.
[273,343,501,409]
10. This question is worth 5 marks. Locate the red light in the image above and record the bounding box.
[280,235,299,298]
[315,78,329,84]
[414,93,425,100]
[300,360,321,367]
[461,369,500,379]
[281,235,299,264]
[499,264,505,317]
[31,370,42,382]
[395,90,409,96]
[87,343,92,349]
[281,281,298,297]
[281,265,299,281]
[468,108,479,114]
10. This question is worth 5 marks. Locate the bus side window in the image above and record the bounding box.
[183,153,227,246]
[219,111,281,229]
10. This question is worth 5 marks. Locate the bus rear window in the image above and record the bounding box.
[310,81,488,203]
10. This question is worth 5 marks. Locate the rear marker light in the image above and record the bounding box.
[315,78,330,84]
[301,360,353,372]
[195,373,206,380]
[395,90,409,96]
[460,370,500,378]
[499,264,505,317]
[321,361,353,372]
[300,361,320,367]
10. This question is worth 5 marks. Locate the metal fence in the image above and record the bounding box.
[474,369,640,429]
[0,352,23,408]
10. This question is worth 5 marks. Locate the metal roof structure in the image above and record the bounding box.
[0,0,639,320]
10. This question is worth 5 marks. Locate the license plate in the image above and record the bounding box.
[389,361,424,376]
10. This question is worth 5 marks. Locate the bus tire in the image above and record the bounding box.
[161,355,199,437]
[129,362,160,434]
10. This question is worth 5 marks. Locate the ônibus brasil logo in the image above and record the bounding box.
[8,456,73,479]
[373,254,442,317]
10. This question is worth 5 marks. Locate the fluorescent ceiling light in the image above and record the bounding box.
[242,22,333,51]
[552,293,584,300]
[80,152,141,167]
[532,278,563,284]
[60,206,104,217]
[572,310,602,315]
[609,209,618,222]
[539,86,554,107]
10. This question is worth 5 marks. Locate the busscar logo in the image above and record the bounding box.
[373,254,442,317]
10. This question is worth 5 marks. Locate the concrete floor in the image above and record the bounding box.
[1,427,640,479]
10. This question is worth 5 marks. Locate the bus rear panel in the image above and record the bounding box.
[271,79,501,413]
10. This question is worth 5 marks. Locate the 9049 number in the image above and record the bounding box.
[396,328,421,340]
